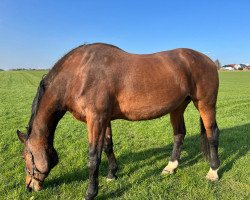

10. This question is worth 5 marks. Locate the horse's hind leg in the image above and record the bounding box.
[162,99,190,174]
[195,101,220,181]
[103,122,118,180]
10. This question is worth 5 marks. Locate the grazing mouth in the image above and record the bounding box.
[26,177,44,192]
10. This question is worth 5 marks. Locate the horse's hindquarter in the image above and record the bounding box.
[112,52,192,120]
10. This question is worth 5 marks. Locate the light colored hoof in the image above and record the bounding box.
[161,160,178,175]
[206,168,219,181]
[161,168,174,175]
[107,177,117,182]
[107,177,115,182]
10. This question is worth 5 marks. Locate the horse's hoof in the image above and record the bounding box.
[206,168,219,181]
[161,160,178,175]
[107,175,118,181]
[107,177,115,181]
[107,174,117,181]
[206,174,219,181]
[84,196,94,200]
[161,169,174,175]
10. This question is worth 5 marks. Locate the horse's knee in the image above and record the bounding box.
[88,147,99,174]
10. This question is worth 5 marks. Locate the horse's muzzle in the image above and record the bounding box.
[26,175,44,192]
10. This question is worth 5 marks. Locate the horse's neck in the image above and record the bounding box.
[29,99,66,145]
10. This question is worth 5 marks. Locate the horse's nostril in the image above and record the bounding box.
[26,185,32,192]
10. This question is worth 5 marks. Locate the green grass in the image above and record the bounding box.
[0,70,249,200]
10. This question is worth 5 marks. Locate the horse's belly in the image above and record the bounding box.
[115,92,186,121]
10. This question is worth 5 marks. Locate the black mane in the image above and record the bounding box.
[27,78,46,135]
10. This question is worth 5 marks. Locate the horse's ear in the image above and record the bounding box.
[17,130,27,143]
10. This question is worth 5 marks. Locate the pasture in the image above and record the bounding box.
[0,70,249,199]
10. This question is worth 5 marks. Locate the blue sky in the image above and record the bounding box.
[0,0,249,69]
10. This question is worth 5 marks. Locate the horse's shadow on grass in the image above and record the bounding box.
[45,123,250,199]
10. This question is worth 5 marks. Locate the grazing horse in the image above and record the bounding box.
[17,43,220,200]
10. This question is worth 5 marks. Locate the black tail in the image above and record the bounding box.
[200,117,210,160]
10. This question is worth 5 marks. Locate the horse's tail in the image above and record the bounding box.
[200,117,210,160]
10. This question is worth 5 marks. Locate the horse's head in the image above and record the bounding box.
[17,130,59,192]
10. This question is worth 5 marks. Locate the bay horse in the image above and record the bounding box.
[17,43,220,200]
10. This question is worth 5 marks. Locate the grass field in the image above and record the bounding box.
[0,70,249,200]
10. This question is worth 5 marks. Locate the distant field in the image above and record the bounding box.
[0,70,249,200]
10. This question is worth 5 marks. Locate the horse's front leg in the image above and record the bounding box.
[103,122,118,180]
[85,116,107,200]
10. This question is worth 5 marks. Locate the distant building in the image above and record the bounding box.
[234,64,247,70]
[243,66,250,70]
[222,64,248,70]
[222,65,235,70]
[222,66,234,70]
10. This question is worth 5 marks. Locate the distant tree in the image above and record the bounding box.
[214,59,222,70]
[0,69,4,71]
[11,68,26,71]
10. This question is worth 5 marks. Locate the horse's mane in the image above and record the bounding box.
[27,78,46,135]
